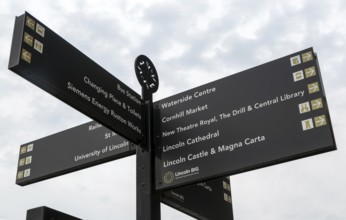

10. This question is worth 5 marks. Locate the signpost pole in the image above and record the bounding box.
[137,90,161,220]
[135,55,161,220]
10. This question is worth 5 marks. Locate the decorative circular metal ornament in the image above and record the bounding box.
[163,171,174,184]
[134,55,159,93]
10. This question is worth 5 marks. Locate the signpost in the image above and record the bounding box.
[8,12,143,144]
[16,121,135,186]
[26,206,81,220]
[9,12,337,220]
[154,48,336,190]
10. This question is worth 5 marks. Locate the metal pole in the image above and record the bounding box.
[136,89,161,220]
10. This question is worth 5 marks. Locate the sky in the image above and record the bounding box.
[0,0,345,219]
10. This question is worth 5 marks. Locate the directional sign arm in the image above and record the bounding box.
[154,48,336,190]
[9,12,144,144]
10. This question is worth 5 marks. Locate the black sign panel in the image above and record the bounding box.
[17,121,233,219]
[8,12,143,144]
[16,121,232,219]
[16,121,135,186]
[154,48,336,190]
[26,206,81,220]
[162,177,233,220]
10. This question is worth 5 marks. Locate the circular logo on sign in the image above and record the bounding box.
[163,171,174,184]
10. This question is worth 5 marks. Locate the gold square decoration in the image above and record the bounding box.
[227,194,232,203]
[34,39,43,54]
[36,23,45,37]
[311,98,323,110]
[23,32,33,47]
[293,70,304,82]
[224,193,228,201]
[27,144,34,152]
[305,66,316,78]
[302,51,313,63]
[20,146,27,154]
[21,49,32,63]
[226,183,231,191]
[298,102,311,114]
[290,55,301,66]
[314,115,327,127]
[302,118,314,131]
[19,158,26,167]
[25,156,32,165]
[26,16,36,30]
[17,171,24,179]
[307,82,320,94]
[223,181,227,189]
[24,169,31,178]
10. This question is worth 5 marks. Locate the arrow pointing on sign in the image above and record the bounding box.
[309,83,319,93]
[315,116,326,126]
[27,19,35,28]
[312,99,322,109]
[24,35,33,44]
[302,53,312,61]
[22,51,31,60]
[305,68,315,76]
[21,49,31,63]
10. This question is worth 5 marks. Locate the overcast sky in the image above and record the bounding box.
[1,0,345,219]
